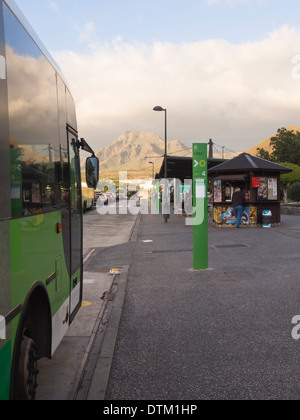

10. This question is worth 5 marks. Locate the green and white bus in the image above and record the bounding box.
[0,0,99,400]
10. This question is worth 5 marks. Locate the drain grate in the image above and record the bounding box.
[212,244,249,250]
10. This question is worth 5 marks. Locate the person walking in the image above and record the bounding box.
[232,187,244,228]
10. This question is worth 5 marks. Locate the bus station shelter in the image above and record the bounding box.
[208,153,292,227]
[156,156,226,182]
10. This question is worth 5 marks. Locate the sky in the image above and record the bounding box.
[12,0,300,154]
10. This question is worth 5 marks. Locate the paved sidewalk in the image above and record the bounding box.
[101,213,300,400]
[36,211,138,400]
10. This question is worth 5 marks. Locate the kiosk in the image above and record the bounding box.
[208,153,292,227]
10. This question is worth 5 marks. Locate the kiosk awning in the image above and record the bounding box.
[213,174,247,181]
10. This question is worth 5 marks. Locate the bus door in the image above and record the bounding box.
[67,126,83,322]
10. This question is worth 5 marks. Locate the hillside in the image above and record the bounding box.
[245,125,300,156]
[95,130,191,173]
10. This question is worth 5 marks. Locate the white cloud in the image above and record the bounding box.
[74,21,97,43]
[49,2,59,13]
[53,25,300,153]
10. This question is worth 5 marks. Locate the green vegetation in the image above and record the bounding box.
[256,128,300,204]
[257,127,300,166]
[279,162,300,204]
[288,181,300,202]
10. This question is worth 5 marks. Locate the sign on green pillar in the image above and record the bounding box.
[192,143,208,270]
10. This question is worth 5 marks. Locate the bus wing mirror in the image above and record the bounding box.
[86,156,99,189]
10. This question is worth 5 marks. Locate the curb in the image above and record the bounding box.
[72,214,141,400]
[129,212,141,242]
[84,265,130,400]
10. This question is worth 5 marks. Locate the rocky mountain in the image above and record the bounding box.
[245,125,300,156]
[95,130,191,172]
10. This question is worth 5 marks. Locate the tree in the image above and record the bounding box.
[288,182,300,202]
[257,128,300,165]
[256,148,272,161]
[271,128,300,164]
[280,162,300,204]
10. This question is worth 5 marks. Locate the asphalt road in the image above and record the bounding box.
[104,213,300,400]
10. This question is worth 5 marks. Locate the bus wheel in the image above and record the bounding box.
[83,201,87,213]
[19,335,39,400]
[18,335,39,400]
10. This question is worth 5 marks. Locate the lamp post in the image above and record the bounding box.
[153,105,168,222]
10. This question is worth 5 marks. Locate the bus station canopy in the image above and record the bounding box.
[156,156,226,182]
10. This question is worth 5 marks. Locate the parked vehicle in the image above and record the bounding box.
[94,192,108,205]
[116,193,128,201]
[105,192,115,202]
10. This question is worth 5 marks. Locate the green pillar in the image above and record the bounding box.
[193,143,208,270]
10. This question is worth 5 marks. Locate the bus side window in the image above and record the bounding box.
[4,4,61,217]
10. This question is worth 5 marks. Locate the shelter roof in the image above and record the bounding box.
[208,153,292,174]
[156,156,225,181]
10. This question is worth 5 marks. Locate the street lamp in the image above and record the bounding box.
[153,105,169,222]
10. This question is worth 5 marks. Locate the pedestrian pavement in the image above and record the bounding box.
[36,211,137,400]
[87,212,300,400]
